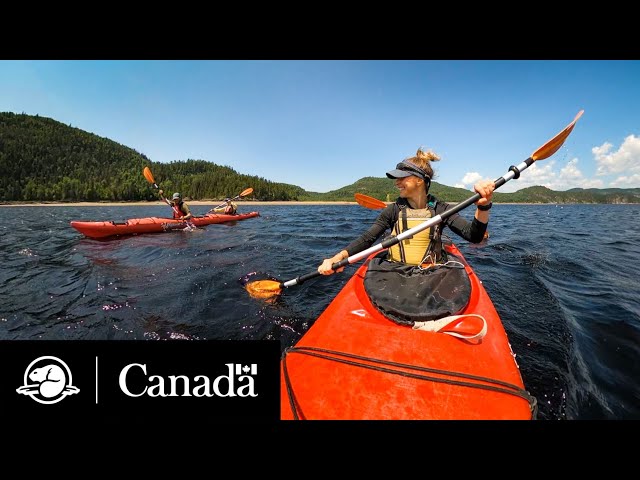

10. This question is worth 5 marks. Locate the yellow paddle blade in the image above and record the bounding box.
[143,166,156,184]
[354,193,387,210]
[245,280,282,299]
[240,187,254,197]
[532,110,584,161]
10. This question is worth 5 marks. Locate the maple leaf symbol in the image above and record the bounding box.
[242,365,250,373]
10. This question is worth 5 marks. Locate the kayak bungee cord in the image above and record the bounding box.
[244,110,584,300]
[282,346,539,420]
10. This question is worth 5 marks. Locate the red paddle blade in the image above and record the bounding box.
[240,187,254,197]
[143,166,156,184]
[354,193,387,210]
[531,110,584,161]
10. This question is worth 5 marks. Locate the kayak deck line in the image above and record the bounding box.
[282,345,538,420]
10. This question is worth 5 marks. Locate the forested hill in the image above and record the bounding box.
[1,112,638,204]
[305,178,640,204]
[0,112,305,202]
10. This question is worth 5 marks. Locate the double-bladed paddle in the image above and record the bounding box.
[208,188,254,213]
[143,166,195,228]
[244,110,584,300]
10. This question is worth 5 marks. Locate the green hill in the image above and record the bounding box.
[1,112,639,204]
[0,112,306,202]
[301,176,479,203]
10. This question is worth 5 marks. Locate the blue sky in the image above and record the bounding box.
[1,60,639,193]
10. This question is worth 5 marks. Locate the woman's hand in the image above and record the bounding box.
[318,251,347,275]
[474,179,495,206]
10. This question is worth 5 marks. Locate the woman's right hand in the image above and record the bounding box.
[318,252,347,275]
[158,189,164,196]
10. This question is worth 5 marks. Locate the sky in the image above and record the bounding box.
[1,60,639,194]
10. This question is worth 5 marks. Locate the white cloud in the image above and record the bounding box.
[458,157,606,193]
[457,134,640,192]
[516,161,557,188]
[461,172,483,185]
[594,135,640,176]
[556,159,604,189]
[610,173,640,187]
[458,172,485,190]
[458,161,558,192]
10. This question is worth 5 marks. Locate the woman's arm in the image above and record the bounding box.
[318,204,396,275]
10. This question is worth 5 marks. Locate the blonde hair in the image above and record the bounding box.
[405,147,440,180]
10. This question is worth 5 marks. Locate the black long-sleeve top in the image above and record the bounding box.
[345,197,488,256]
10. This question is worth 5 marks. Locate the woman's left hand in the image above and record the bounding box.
[474,179,495,205]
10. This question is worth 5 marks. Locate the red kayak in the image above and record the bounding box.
[280,242,537,420]
[71,211,260,238]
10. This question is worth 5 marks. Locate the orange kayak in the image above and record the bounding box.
[280,242,537,420]
[71,212,259,238]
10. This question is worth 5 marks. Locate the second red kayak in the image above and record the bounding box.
[71,211,260,238]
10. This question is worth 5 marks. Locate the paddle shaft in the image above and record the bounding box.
[211,189,252,210]
[281,157,532,289]
[212,196,240,210]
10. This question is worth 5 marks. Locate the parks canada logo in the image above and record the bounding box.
[118,363,259,397]
[15,357,259,404]
[16,356,80,404]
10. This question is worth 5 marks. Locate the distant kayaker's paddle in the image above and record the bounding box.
[244,110,584,300]
[143,166,194,227]
[143,166,160,190]
[354,193,387,210]
[209,188,254,213]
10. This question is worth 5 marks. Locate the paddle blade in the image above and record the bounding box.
[239,272,283,301]
[245,280,283,299]
[240,187,254,197]
[531,110,584,161]
[143,166,156,185]
[354,193,387,210]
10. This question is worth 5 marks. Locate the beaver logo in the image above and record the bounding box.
[16,356,80,404]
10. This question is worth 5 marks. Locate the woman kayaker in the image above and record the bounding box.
[158,190,193,221]
[222,198,237,215]
[318,148,494,275]
[207,198,238,215]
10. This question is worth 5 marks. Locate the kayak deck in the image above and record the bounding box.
[280,243,536,420]
[71,212,259,238]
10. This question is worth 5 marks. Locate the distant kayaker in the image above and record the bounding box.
[222,198,237,215]
[318,147,494,275]
[209,198,237,215]
[158,190,193,221]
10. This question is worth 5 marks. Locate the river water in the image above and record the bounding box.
[1,203,638,420]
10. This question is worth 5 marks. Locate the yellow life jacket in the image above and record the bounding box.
[388,207,430,265]
[387,202,442,265]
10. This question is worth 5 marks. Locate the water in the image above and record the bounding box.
[1,203,639,420]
